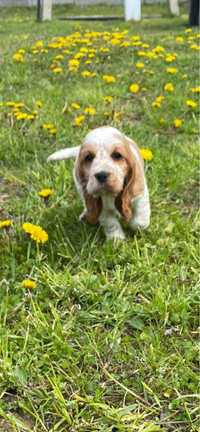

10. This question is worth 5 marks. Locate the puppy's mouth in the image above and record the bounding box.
[87,176,125,197]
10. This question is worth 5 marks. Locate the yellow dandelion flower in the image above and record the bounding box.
[129,83,140,94]
[159,118,166,126]
[42,123,52,129]
[152,101,161,108]
[165,54,176,63]
[22,279,37,289]
[22,223,35,234]
[139,148,153,161]
[166,67,178,74]
[81,70,96,78]
[186,99,197,108]
[14,102,24,109]
[34,41,43,49]
[74,53,84,60]
[185,28,192,33]
[99,47,110,53]
[73,115,85,127]
[84,107,96,116]
[173,118,183,128]
[132,41,142,47]
[22,222,48,243]
[152,95,165,108]
[13,52,24,63]
[85,60,92,65]
[103,96,113,104]
[120,41,131,48]
[104,111,111,118]
[38,188,54,198]
[14,112,28,120]
[52,67,63,74]
[0,219,13,229]
[71,102,81,110]
[31,227,47,243]
[68,59,80,68]
[110,38,121,46]
[102,75,116,84]
[80,47,89,53]
[68,58,80,72]
[132,35,140,41]
[5,101,16,107]
[164,83,174,92]
[36,100,43,108]
[54,55,64,61]
[62,49,71,55]
[136,62,144,69]
[191,86,200,93]
[176,36,184,43]
[153,45,165,54]
[113,111,122,122]
[190,44,200,50]
[142,43,150,49]
[42,123,55,130]
[49,127,57,135]
[26,114,35,120]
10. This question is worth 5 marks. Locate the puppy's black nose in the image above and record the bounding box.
[95,171,109,184]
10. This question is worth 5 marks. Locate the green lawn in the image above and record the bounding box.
[0,4,199,431]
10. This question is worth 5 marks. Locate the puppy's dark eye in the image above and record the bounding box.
[111,151,123,160]
[84,153,94,163]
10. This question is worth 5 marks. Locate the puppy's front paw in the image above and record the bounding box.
[106,230,126,241]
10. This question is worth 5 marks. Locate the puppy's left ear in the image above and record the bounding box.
[75,148,102,225]
[83,193,102,225]
[116,138,144,222]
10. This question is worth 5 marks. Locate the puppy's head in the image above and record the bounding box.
[75,126,144,224]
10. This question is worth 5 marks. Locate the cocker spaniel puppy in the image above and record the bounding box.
[47,126,150,240]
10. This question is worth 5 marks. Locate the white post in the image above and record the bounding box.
[124,0,141,21]
[37,0,52,21]
[168,0,180,16]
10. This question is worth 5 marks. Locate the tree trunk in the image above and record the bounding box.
[189,0,200,26]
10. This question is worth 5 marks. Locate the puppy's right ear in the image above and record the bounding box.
[47,146,80,162]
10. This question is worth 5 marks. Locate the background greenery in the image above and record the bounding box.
[0,3,199,431]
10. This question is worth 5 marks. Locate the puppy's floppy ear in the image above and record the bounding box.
[75,149,102,225]
[83,193,102,225]
[115,138,144,222]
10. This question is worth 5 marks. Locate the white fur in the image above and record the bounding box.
[47,126,150,240]
[130,183,150,232]
[47,146,80,161]
[83,128,126,197]
[99,194,125,240]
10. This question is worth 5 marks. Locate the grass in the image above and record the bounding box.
[0,3,199,431]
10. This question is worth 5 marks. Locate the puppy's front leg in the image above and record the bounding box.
[99,213,125,240]
[129,187,150,232]
[99,195,125,240]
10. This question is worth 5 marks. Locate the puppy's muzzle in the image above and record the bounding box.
[95,171,110,184]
